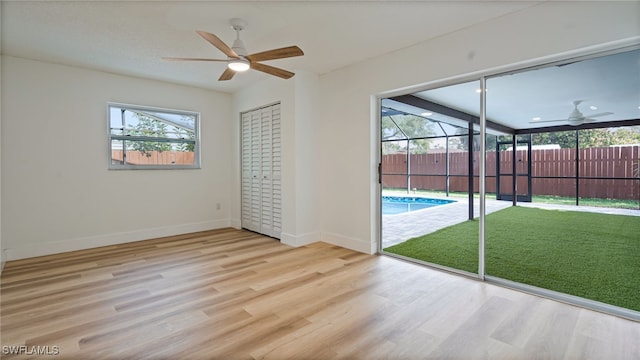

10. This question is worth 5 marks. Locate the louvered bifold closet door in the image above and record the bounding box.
[259,107,274,237]
[250,109,263,232]
[270,105,282,238]
[240,103,281,239]
[241,112,255,231]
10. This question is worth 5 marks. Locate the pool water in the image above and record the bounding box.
[382,196,456,215]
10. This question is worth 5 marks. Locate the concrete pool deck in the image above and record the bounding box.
[381,196,640,249]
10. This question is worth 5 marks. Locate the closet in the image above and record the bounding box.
[241,103,282,239]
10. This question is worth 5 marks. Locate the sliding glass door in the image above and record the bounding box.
[380,46,640,320]
[380,81,483,276]
[483,47,640,318]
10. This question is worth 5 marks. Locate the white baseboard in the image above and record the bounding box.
[321,232,375,254]
[280,232,319,247]
[229,218,242,229]
[5,219,231,261]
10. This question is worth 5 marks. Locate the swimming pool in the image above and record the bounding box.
[382,196,456,215]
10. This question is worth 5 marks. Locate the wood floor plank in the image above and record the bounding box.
[523,300,582,360]
[426,295,514,359]
[490,295,547,348]
[2,228,638,359]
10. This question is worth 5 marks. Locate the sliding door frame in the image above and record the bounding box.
[376,39,640,321]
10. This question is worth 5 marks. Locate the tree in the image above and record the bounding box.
[454,128,497,151]
[127,114,171,157]
[381,116,403,141]
[602,127,640,146]
[381,114,438,154]
[172,126,195,152]
[409,139,431,155]
[533,127,640,148]
[532,131,576,148]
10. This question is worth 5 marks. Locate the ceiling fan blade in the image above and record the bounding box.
[218,68,236,81]
[162,57,228,62]
[246,46,304,62]
[250,62,295,79]
[196,30,238,58]
[588,112,613,118]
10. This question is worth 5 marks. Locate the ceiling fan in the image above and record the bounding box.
[529,100,613,126]
[163,18,304,81]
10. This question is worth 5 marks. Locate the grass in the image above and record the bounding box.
[384,206,640,312]
[532,194,639,209]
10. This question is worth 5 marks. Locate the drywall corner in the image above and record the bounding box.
[280,232,320,248]
[321,232,376,255]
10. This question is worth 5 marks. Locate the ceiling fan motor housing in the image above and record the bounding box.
[230,18,248,57]
[231,39,248,57]
[567,104,585,125]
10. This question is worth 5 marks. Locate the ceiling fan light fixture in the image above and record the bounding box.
[228,58,250,72]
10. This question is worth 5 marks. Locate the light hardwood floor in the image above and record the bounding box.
[1,228,639,359]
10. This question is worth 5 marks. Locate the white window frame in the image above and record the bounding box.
[107,102,201,170]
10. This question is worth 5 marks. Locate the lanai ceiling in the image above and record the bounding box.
[417,48,640,131]
[384,48,640,133]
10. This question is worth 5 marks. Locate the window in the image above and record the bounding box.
[108,103,200,169]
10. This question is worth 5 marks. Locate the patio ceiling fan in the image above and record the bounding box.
[529,100,613,126]
[163,18,304,81]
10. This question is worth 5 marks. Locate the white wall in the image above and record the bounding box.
[1,56,233,260]
[231,71,319,247]
[291,71,320,244]
[317,1,640,253]
[0,46,4,272]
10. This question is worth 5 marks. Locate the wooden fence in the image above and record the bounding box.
[111,150,194,165]
[382,146,640,200]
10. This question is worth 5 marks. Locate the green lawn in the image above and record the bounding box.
[384,206,640,312]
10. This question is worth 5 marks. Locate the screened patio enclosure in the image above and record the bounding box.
[379,45,640,321]
[381,99,486,221]
[382,95,640,211]
[381,93,530,223]
[381,48,640,211]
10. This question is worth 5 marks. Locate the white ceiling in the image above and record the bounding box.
[1,1,539,93]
